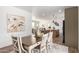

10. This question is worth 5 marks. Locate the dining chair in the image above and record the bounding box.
[40,33,49,53]
[47,32,68,53]
[47,32,53,52]
[12,36,19,53]
[12,36,28,53]
[48,32,53,44]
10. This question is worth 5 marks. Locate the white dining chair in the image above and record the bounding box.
[19,36,28,53]
[47,32,53,52]
[48,32,53,44]
[46,32,68,53]
[40,33,49,53]
[12,36,28,53]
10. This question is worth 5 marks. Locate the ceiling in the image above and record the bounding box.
[15,6,32,13]
[16,6,71,20]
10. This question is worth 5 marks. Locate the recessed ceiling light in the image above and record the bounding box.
[58,10,62,13]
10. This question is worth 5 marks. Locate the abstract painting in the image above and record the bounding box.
[7,14,25,32]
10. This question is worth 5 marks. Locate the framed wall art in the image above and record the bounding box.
[7,14,25,32]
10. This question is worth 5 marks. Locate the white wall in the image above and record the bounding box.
[0,7,32,48]
[32,16,50,29]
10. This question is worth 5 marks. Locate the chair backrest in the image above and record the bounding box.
[12,36,28,53]
[48,32,53,44]
[46,32,53,52]
[12,36,19,52]
[41,33,49,45]
[40,33,49,53]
